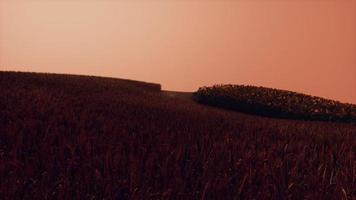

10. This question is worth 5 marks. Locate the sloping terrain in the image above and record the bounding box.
[0,71,355,200]
[195,85,356,123]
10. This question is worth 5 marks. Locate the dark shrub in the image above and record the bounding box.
[195,84,356,123]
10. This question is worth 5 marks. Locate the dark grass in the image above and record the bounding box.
[0,71,355,199]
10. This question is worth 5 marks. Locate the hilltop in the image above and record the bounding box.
[0,71,355,199]
[195,84,356,123]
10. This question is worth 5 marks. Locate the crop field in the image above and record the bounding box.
[0,71,355,199]
[195,85,356,123]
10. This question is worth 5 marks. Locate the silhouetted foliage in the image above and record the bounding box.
[195,84,356,123]
[0,72,355,199]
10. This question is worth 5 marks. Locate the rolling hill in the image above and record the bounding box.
[0,71,355,200]
[195,84,356,123]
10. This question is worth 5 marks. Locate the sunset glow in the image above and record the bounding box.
[1,0,355,103]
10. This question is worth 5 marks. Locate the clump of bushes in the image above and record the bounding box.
[194,84,356,123]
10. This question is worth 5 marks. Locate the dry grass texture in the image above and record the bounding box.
[0,72,355,199]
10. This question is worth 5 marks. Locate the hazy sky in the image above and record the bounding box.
[1,0,355,103]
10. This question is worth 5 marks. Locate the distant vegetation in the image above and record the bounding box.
[0,72,355,199]
[195,84,356,123]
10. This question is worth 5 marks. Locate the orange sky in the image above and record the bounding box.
[1,0,355,103]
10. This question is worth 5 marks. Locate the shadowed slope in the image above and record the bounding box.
[0,71,355,199]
